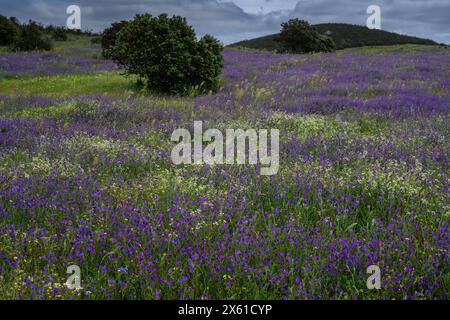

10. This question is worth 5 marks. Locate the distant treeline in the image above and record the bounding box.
[229,23,439,51]
[0,14,98,44]
[0,14,100,51]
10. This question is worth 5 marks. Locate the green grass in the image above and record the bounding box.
[53,35,99,54]
[338,43,444,54]
[0,71,140,98]
[1,34,95,54]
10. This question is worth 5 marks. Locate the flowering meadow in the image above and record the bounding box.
[0,46,117,78]
[0,43,449,299]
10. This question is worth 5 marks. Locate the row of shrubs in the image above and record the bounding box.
[4,19,53,51]
[0,15,97,51]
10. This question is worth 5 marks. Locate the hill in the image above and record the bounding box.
[228,23,437,51]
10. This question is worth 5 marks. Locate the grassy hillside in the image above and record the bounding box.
[229,23,438,51]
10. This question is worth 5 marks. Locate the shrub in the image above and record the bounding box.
[313,34,335,52]
[190,34,224,93]
[9,17,20,27]
[11,21,52,52]
[0,15,20,46]
[277,19,335,54]
[107,14,224,95]
[91,36,102,45]
[101,21,129,58]
[52,27,68,41]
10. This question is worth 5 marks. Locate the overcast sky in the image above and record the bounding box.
[1,0,449,44]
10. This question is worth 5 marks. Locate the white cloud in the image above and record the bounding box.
[221,0,299,14]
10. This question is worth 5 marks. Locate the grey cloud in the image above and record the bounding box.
[0,0,448,44]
